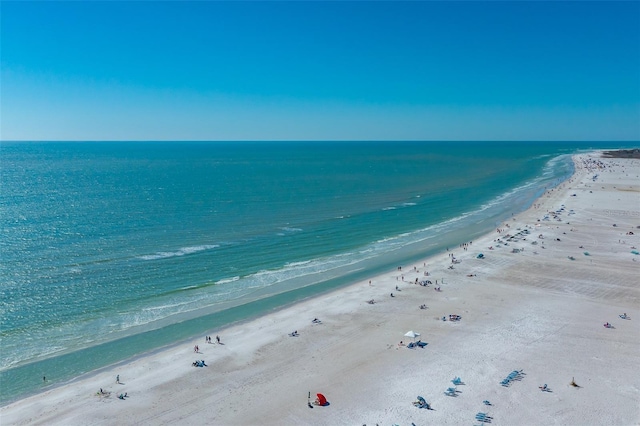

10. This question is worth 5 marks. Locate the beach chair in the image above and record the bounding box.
[483,400,492,406]
[413,396,429,408]
[476,412,493,422]
[452,377,463,385]
[500,379,510,387]
[407,342,416,349]
[445,387,457,396]
[416,341,427,348]
[508,371,521,379]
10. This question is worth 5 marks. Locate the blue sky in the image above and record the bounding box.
[2,1,639,141]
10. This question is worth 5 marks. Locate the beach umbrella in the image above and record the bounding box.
[316,393,327,406]
[404,330,420,341]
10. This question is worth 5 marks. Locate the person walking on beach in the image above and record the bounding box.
[116,375,120,384]
[216,335,220,344]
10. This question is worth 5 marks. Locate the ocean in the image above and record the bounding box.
[0,140,634,404]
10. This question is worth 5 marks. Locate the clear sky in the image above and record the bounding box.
[1,1,639,141]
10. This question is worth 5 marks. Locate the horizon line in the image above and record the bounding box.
[2,139,639,143]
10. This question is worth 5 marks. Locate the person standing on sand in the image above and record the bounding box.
[216,335,220,344]
[116,375,120,384]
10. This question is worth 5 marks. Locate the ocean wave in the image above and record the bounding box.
[280,227,303,232]
[138,244,219,261]
[244,252,362,289]
[141,299,195,312]
[383,202,416,211]
[0,345,67,371]
[364,153,573,254]
[215,276,240,285]
[474,154,573,213]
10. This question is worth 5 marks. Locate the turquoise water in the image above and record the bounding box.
[0,141,635,404]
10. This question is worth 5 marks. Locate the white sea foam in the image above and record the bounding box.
[280,227,303,232]
[142,300,194,312]
[0,345,67,371]
[215,276,240,285]
[361,154,573,256]
[138,244,219,261]
[178,285,198,291]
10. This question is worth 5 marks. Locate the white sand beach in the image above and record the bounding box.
[2,152,639,426]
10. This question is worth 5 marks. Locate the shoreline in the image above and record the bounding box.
[2,151,639,425]
[0,151,574,406]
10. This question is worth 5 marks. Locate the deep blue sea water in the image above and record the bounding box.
[0,141,636,404]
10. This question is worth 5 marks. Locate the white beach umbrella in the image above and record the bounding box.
[404,330,420,341]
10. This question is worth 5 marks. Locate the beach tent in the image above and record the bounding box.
[316,393,327,406]
[404,330,420,341]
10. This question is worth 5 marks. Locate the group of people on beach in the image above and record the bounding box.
[97,388,127,400]
[205,335,221,344]
[97,375,128,400]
